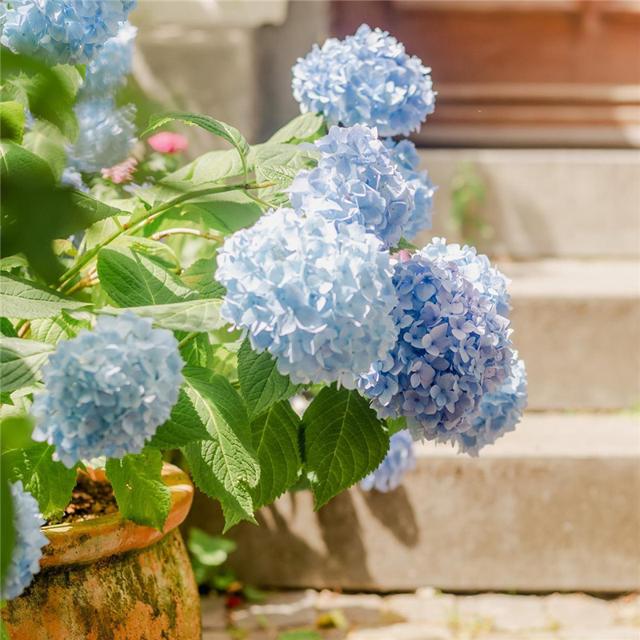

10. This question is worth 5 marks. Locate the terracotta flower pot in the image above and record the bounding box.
[2,464,201,640]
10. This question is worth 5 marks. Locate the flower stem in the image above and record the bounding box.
[57,181,273,292]
[150,227,223,242]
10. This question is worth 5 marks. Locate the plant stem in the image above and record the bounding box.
[178,331,198,348]
[150,228,223,242]
[57,181,273,292]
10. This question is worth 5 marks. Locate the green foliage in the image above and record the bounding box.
[237,339,298,420]
[97,246,196,306]
[187,527,237,589]
[0,141,121,281]
[181,257,225,299]
[0,100,26,143]
[180,367,260,530]
[277,631,322,640]
[0,273,89,319]
[451,162,491,245]
[106,449,171,530]
[1,48,82,139]
[23,120,67,179]
[302,386,390,509]
[250,401,301,508]
[2,442,77,519]
[143,112,250,180]
[268,112,326,144]
[0,462,15,591]
[0,337,54,392]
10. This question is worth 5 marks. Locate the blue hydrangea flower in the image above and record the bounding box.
[0,0,136,65]
[79,21,136,98]
[360,430,415,492]
[384,139,435,240]
[69,98,136,173]
[1,482,48,601]
[358,238,515,442]
[292,23,435,137]
[61,166,88,192]
[289,125,417,249]
[216,207,398,387]
[32,312,184,467]
[458,357,527,455]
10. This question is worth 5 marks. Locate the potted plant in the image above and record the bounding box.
[0,3,527,639]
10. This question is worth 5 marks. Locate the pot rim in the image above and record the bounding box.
[40,463,193,569]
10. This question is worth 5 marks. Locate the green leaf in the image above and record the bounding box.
[187,527,236,567]
[0,100,25,143]
[0,318,17,338]
[29,311,92,345]
[303,386,389,509]
[181,257,225,299]
[183,440,256,532]
[179,331,214,368]
[180,191,263,234]
[103,298,224,332]
[2,442,77,519]
[0,337,54,392]
[1,50,81,138]
[97,246,197,307]
[0,272,89,319]
[149,388,211,449]
[143,112,249,180]
[165,148,245,185]
[0,141,122,281]
[254,143,317,187]
[268,113,326,144]
[178,366,260,530]
[1,463,15,591]
[105,449,171,530]
[0,413,35,452]
[238,339,298,419]
[250,401,301,508]
[22,120,66,179]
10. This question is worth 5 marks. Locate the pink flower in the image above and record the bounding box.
[101,157,138,184]
[147,132,188,154]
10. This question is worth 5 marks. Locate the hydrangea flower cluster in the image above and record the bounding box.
[359,238,515,444]
[384,139,435,240]
[32,313,184,468]
[360,430,416,492]
[79,21,137,98]
[216,207,398,387]
[289,125,417,249]
[0,0,136,65]
[69,98,136,173]
[292,24,435,137]
[459,357,527,455]
[1,482,47,601]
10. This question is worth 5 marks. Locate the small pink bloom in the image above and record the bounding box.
[148,132,189,154]
[101,157,138,184]
[397,249,413,262]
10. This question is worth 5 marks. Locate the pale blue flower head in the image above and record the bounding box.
[360,429,415,492]
[0,0,136,65]
[1,482,47,601]
[80,21,136,98]
[358,238,515,441]
[459,357,527,455]
[69,98,136,173]
[384,139,435,240]
[61,166,88,192]
[216,207,398,387]
[32,312,184,467]
[289,125,417,249]
[292,24,435,137]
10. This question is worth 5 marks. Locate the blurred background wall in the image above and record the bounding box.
[132,0,640,592]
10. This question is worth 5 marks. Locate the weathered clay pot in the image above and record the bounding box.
[2,464,201,640]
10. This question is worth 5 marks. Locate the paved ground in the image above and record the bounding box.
[201,589,640,640]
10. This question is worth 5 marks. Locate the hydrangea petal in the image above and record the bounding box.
[1,482,48,601]
[216,207,398,387]
[32,312,184,467]
[360,429,415,492]
[292,24,435,137]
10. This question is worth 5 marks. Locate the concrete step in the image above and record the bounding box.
[188,412,640,593]
[419,148,640,259]
[500,259,640,410]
